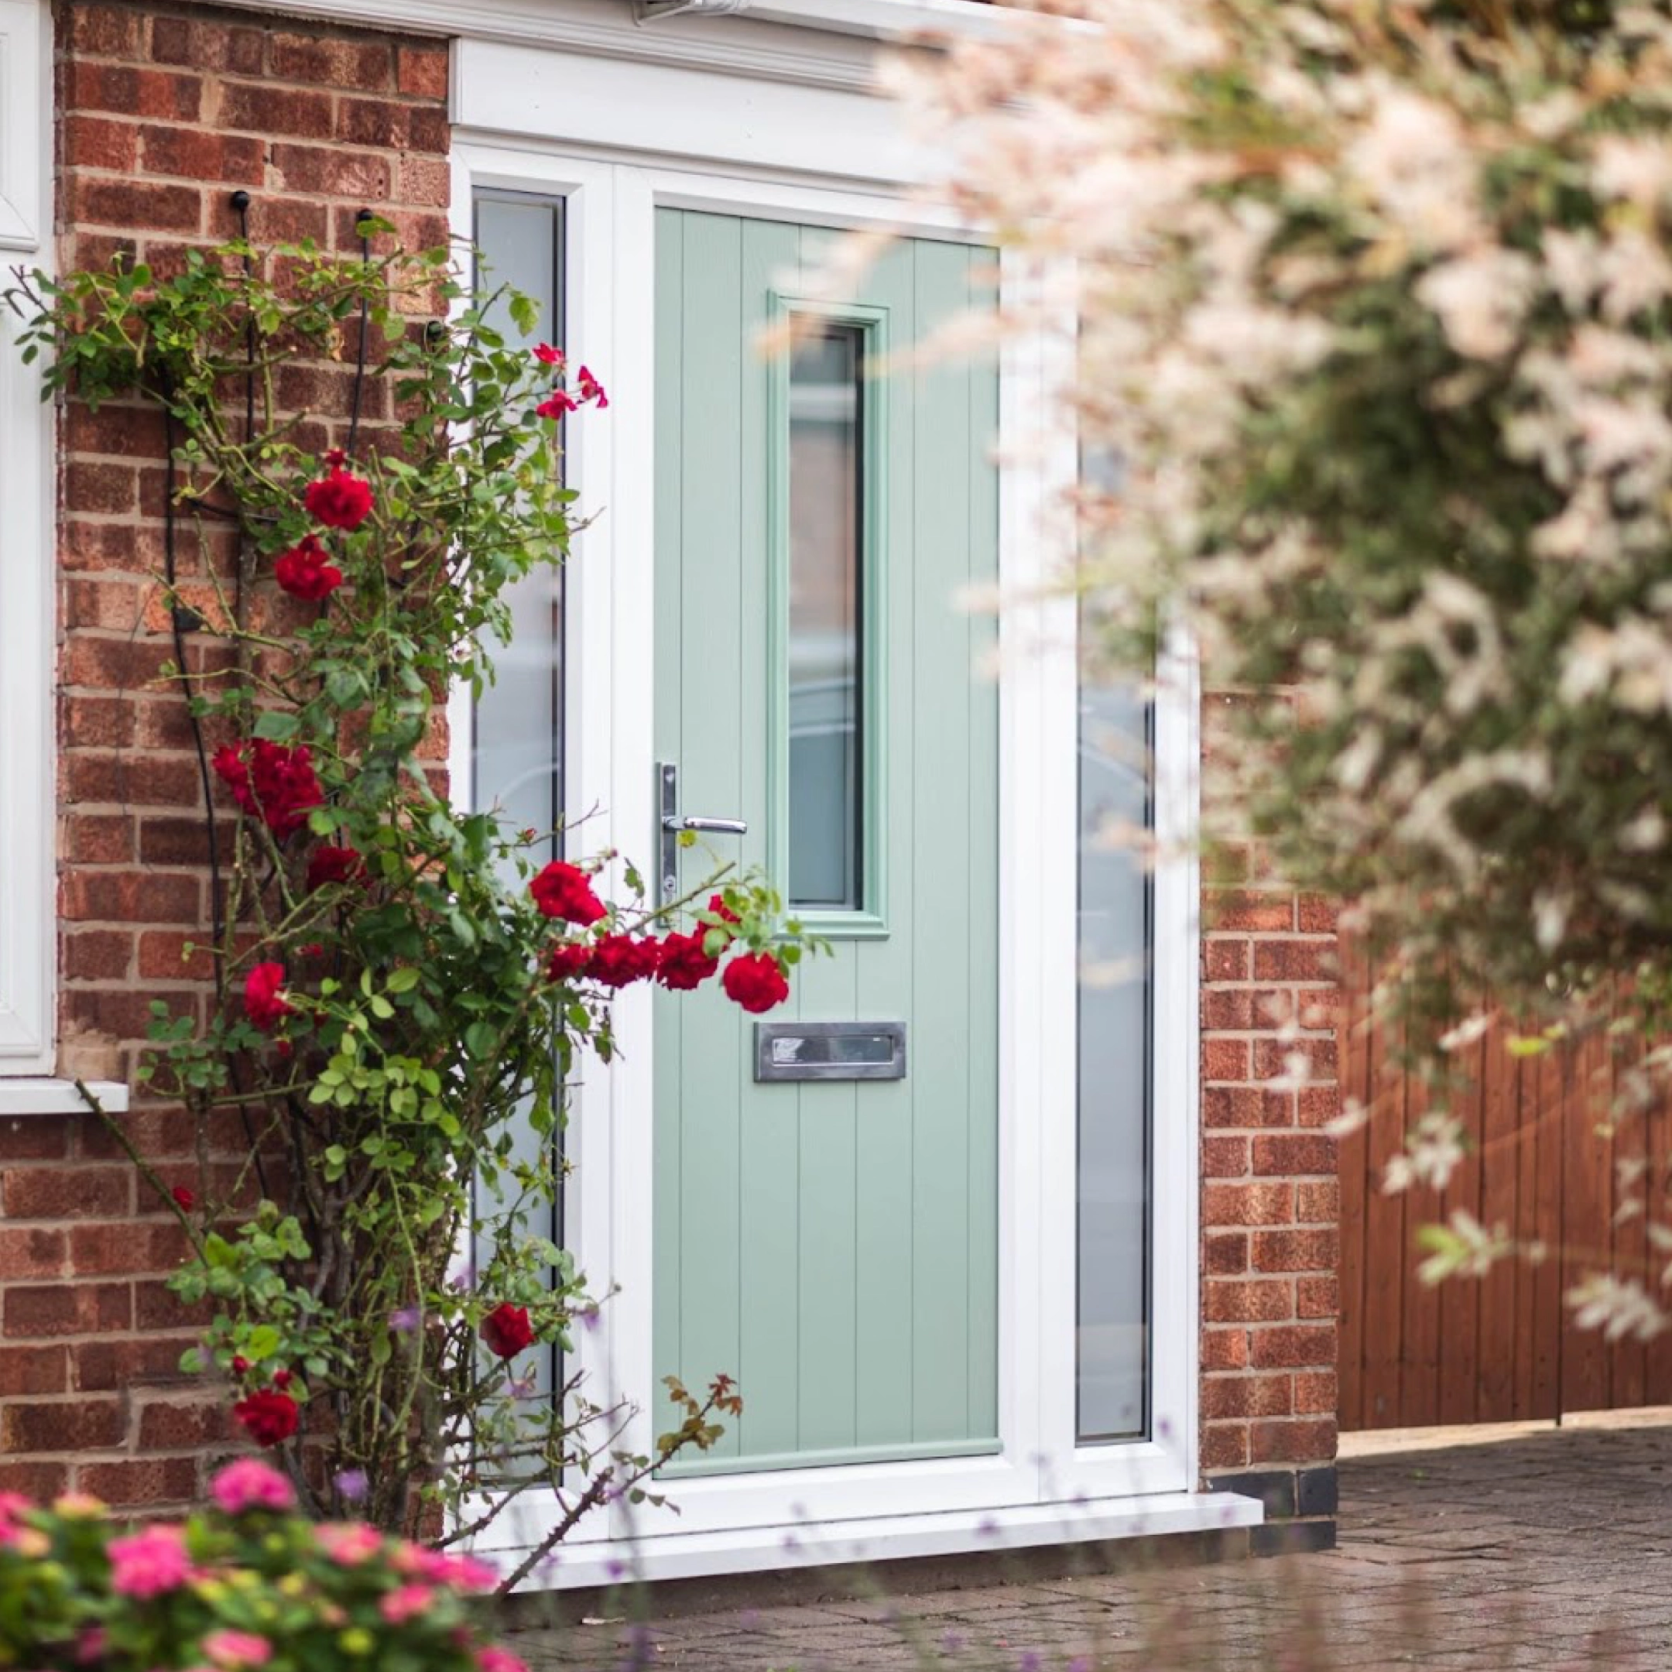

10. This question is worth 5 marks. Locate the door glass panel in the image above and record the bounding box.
[1076,675,1152,1442]
[787,324,863,910]
[473,194,564,852]
[471,192,565,1418]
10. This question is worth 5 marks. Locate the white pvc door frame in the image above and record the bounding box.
[447,30,1240,1584]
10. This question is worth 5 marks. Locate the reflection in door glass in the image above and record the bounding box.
[787,324,863,910]
[1077,678,1152,1442]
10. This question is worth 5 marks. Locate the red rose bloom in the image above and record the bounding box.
[244,962,293,1032]
[306,844,364,891]
[576,365,608,409]
[213,741,323,839]
[533,343,564,367]
[233,1389,299,1448]
[304,463,374,532]
[273,534,343,602]
[587,933,660,989]
[535,390,578,420]
[231,1355,250,1376]
[722,951,790,1015]
[656,930,718,991]
[170,1185,195,1212]
[480,1302,534,1360]
[271,1369,293,1389]
[529,861,606,925]
[545,942,593,983]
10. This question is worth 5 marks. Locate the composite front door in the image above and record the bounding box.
[651,210,1002,1474]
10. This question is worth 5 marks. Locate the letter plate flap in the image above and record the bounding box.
[753,1021,906,1082]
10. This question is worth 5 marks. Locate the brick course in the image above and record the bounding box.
[1198,715,1342,1530]
[0,0,448,1511]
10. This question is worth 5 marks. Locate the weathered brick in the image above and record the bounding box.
[0,1228,68,1280]
[1252,1132,1336,1178]
[0,1345,70,1398]
[3,1166,130,1220]
[70,176,202,233]
[1204,1181,1294,1227]
[1202,1374,1292,1420]
[1250,1417,1337,1465]
[268,32,392,90]
[65,928,135,980]
[1,1397,125,1454]
[62,113,141,171]
[215,81,334,138]
[1249,1323,1337,1370]
[1202,1327,1249,1371]
[1251,1228,1338,1273]
[396,43,449,99]
[76,1457,199,1506]
[1205,1278,1293,1324]
[1204,1231,1247,1275]
[4,1284,133,1339]
[140,126,264,184]
[1201,1421,1250,1470]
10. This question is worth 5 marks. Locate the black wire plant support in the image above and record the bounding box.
[155,191,378,1195]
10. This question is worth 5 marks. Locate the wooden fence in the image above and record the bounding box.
[1338,985,1672,1429]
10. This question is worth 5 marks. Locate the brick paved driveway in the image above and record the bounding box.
[513,1422,1672,1671]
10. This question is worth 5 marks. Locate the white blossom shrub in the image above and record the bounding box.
[895,0,1672,1335]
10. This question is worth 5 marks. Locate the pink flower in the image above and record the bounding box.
[203,1630,272,1669]
[108,1524,192,1598]
[379,1583,435,1624]
[211,1458,296,1515]
[315,1522,385,1565]
[394,1545,498,1591]
[477,1650,531,1672]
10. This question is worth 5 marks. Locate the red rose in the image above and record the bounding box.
[170,1185,195,1212]
[587,933,660,989]
[655,930,718,991]
[545,942,593,983]
[244,962,293,1032]
[533,343,564,367]
[699,893,742,952]
[576,365,608,409]
[480,1302,534,1360]
[274,534,344,602]
[535,390,578,420]
[271,1369,292,1389]
[721,951,790,1015]
[304,462,374,532]
[231,1356,250,1376]
[528,861,605,925]
[306,844,364,891]
[233,1389,299,1448]
[213,741,323,839]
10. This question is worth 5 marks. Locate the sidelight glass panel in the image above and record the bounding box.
[1076,675,1153,1442]
[473,194,564,859]
[787,324,864,910]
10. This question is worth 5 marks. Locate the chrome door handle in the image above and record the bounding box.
[658,763,747,901]
[662,815,747,836]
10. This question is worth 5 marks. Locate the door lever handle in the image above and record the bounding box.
[657,762,747,901]
[663,814,747,836]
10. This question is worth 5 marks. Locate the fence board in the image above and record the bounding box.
[1339,977,1672,1430]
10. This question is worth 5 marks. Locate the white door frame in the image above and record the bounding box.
[448,28,1249,1586]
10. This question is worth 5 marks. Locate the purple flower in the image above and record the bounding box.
[333,1468,369,1504]
[605,1558,628,1581]
[976,1515,1001,1539]
[389,1306,422,1333]
[1018,1654,1044,1672]
[1068,1659,1093,1672]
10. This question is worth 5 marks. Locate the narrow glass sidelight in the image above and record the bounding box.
[1076,676,1154,1443]
[786,323,865,911]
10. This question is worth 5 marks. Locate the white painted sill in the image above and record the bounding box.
[0,1078,129,1117]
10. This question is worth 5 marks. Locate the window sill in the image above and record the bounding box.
[0,1078,129,1117]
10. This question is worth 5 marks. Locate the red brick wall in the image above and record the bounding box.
[1198,721,1343,1534]
[0,0,448,1512]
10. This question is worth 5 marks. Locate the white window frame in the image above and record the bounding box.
[448,20,1252,1586]
[0,0,57,1079]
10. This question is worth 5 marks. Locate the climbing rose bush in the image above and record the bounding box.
[7,231,806,1578]
[0,1462,531,1671]
[896,1,1672,1334]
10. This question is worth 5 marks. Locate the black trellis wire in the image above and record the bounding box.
[156,193,375,1194]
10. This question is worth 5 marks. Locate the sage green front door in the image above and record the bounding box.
[653,210,1001,1474]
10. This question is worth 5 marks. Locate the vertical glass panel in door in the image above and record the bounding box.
[471,193,565,1415]
[1077,677,1152,1441]
[473,194,564,855]
[787,325,864,911]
